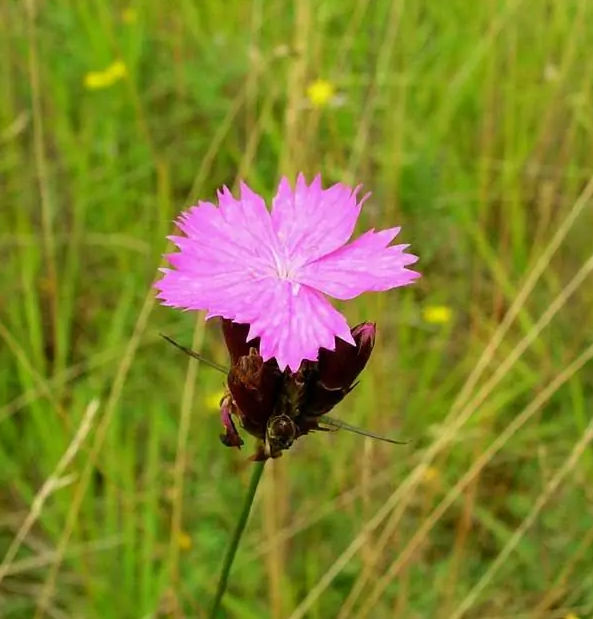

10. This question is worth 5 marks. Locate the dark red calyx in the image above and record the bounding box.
[227,349,281,439]
[222,319,259,363]
[220,319,376,460]
[318,322,376,390]
[300,322,375,418]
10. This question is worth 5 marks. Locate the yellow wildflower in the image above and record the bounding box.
[106,61,127,80]
[84,60,127,90]
[121,7,138,24]
[563,614,579,619]
[204,390,225,411]
[422,466,440,483]
[422,305,452,325]
[306,79,336,108]
[178,531,192,551]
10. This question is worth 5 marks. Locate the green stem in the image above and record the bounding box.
[209,460,265,618]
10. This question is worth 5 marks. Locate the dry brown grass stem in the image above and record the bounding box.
[0,321,63,418]
[359,339,593,615]
[0,399,100,586]
[34,294,155,618]
[450,174,593,417]
[451,411,593,618]
[0,538,121,579]
[241,466,398,564]
[168,317,205,584]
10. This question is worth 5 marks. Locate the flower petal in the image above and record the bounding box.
[296,227,420,300]
[236,280,354,372]
[155,184,280,311]
[158,266,354,372]
[270,174,368,267]
[156,176,420,373]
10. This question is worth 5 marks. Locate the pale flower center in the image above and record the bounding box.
[272,251,295,280]
[271,251,301,295]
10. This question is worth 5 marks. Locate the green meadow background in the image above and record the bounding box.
[2,1,593,617]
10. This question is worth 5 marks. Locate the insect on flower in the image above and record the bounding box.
[156,174,420,459]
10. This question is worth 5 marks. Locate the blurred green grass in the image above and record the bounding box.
[1,0,593,617]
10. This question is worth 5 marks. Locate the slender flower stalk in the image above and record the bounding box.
[209,460,265,618]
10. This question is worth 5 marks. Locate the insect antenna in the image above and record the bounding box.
[160,333,228,374]
[319,414,408,445]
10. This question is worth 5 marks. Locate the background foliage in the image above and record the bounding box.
[1,0,593,617]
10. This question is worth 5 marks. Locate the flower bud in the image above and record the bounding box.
[219,319,376,458]
[222,319,256,363]
[227,349,281,439]
[299,322,375,419]
[318,322,375,390]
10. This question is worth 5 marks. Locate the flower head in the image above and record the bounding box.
[84,60,127,90]
[306,79,336,107]
[155,174,420,371]
[422,304,452,325]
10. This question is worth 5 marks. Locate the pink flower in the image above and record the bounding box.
[155,174,420,371]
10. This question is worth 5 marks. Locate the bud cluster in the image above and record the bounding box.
[219,319,376,460]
